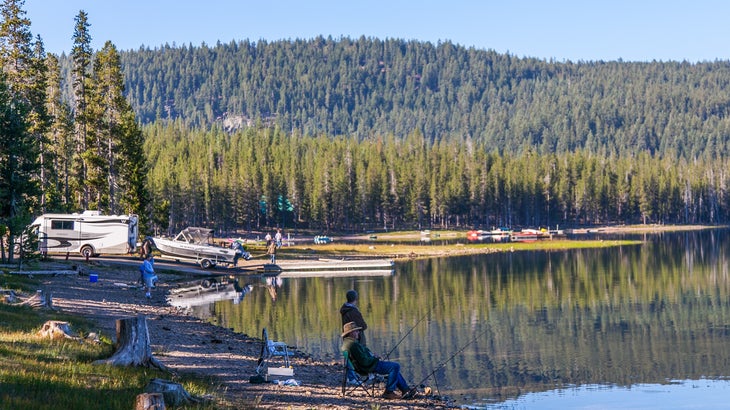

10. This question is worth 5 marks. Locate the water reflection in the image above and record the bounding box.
[200,229,730,407]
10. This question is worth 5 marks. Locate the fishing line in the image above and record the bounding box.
[385,311,429,360]
[413,323,491,388]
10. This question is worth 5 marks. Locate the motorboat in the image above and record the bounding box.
[152,227,250,269]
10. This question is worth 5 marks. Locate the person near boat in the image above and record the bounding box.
[267,239,277,263]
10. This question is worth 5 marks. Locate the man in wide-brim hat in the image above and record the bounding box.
[341,321,418,400]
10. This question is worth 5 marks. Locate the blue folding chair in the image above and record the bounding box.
[255,328,291,375]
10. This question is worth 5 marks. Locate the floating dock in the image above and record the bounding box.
[258,258,395,278]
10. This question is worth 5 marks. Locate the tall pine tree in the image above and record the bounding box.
[70,10,93,210]
[93,41,150,228]
[0,0,43,260]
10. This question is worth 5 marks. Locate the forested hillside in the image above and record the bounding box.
[115,37,730,159]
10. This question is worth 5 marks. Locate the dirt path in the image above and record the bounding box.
[35,259,452,409]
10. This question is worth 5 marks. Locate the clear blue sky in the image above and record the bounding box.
[23,0,730,62]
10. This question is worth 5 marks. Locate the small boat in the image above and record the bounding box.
[314,235,333,244]
[510,232,538,242]
[152,227,249,269]
[490,227,512,236]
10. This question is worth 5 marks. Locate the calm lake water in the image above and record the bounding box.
[174,229,730,408]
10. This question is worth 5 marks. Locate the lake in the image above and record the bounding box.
[176,229,730,408]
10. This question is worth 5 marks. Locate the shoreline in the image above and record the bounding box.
[14,224,720,408]
[31,259,451,409]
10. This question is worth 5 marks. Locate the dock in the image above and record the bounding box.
[257,258,395,278]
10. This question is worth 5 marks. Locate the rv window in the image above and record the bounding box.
[51,220,74,230]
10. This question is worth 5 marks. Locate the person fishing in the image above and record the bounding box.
[341,321,418,400]
[340,289,368,384]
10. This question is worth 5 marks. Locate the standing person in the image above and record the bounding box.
[341,322,418,400]
[264,232,272,246]
[340,290,368,346]
[274,228,283,247]
[341,289,368,384]
[139,236,152,259]
[141,254,158,299]
[267,239,277,264]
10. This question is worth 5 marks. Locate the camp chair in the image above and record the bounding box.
[255,328,291,375]
[341,350,379,397]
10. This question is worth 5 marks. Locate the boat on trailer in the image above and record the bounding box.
[152,227,249,269]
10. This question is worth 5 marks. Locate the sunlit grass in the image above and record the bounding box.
[0,274,223,410]
[259,237,643,260]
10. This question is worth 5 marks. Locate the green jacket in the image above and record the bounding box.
[342,336,378,373]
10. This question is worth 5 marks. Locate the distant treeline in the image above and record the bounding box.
[110,37,730,160]
[145,122,730,234]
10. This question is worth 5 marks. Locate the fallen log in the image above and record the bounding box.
[9,270,78,276]
[93,315,168,371]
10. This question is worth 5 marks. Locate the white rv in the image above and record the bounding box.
[29,211,138,257]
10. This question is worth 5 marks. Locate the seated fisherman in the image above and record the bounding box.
[341,321,418,400]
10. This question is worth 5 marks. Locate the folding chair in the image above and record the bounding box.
[255,328,291,375]
[341,350,379,397]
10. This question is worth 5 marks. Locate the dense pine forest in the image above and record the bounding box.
[3,0,730,256]
[144,122,730,234]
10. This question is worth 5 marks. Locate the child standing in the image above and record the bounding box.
[141,254,158,298]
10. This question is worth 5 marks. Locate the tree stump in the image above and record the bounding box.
[38,320,78,340]
[134,392,165,410]
[93,315,168,371]
[144,378,201,406]
[19,289,54,309]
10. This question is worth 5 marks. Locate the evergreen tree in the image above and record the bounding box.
[44,53,74,212]
[0,0,48,212]
[0,74,38,261]
[70,10,92,210]
[0,0,44,260]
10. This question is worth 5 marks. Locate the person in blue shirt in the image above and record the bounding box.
[140,254,158,299]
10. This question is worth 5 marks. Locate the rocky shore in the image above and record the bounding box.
[35,259,454,409]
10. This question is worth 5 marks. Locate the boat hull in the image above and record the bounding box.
[152,237,238,264]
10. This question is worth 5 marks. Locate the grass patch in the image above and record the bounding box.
[269,238,642,260]
[0,274,222,410]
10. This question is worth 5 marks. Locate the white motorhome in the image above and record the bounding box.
[29,211,138,257]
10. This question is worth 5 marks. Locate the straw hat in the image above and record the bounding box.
[342,321,362,337]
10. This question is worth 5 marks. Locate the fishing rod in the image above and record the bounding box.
[413,324,491,388]
[385,311,429,360]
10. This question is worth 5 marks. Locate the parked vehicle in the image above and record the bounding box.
[152,227,250,269]
[28,210,138,257]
